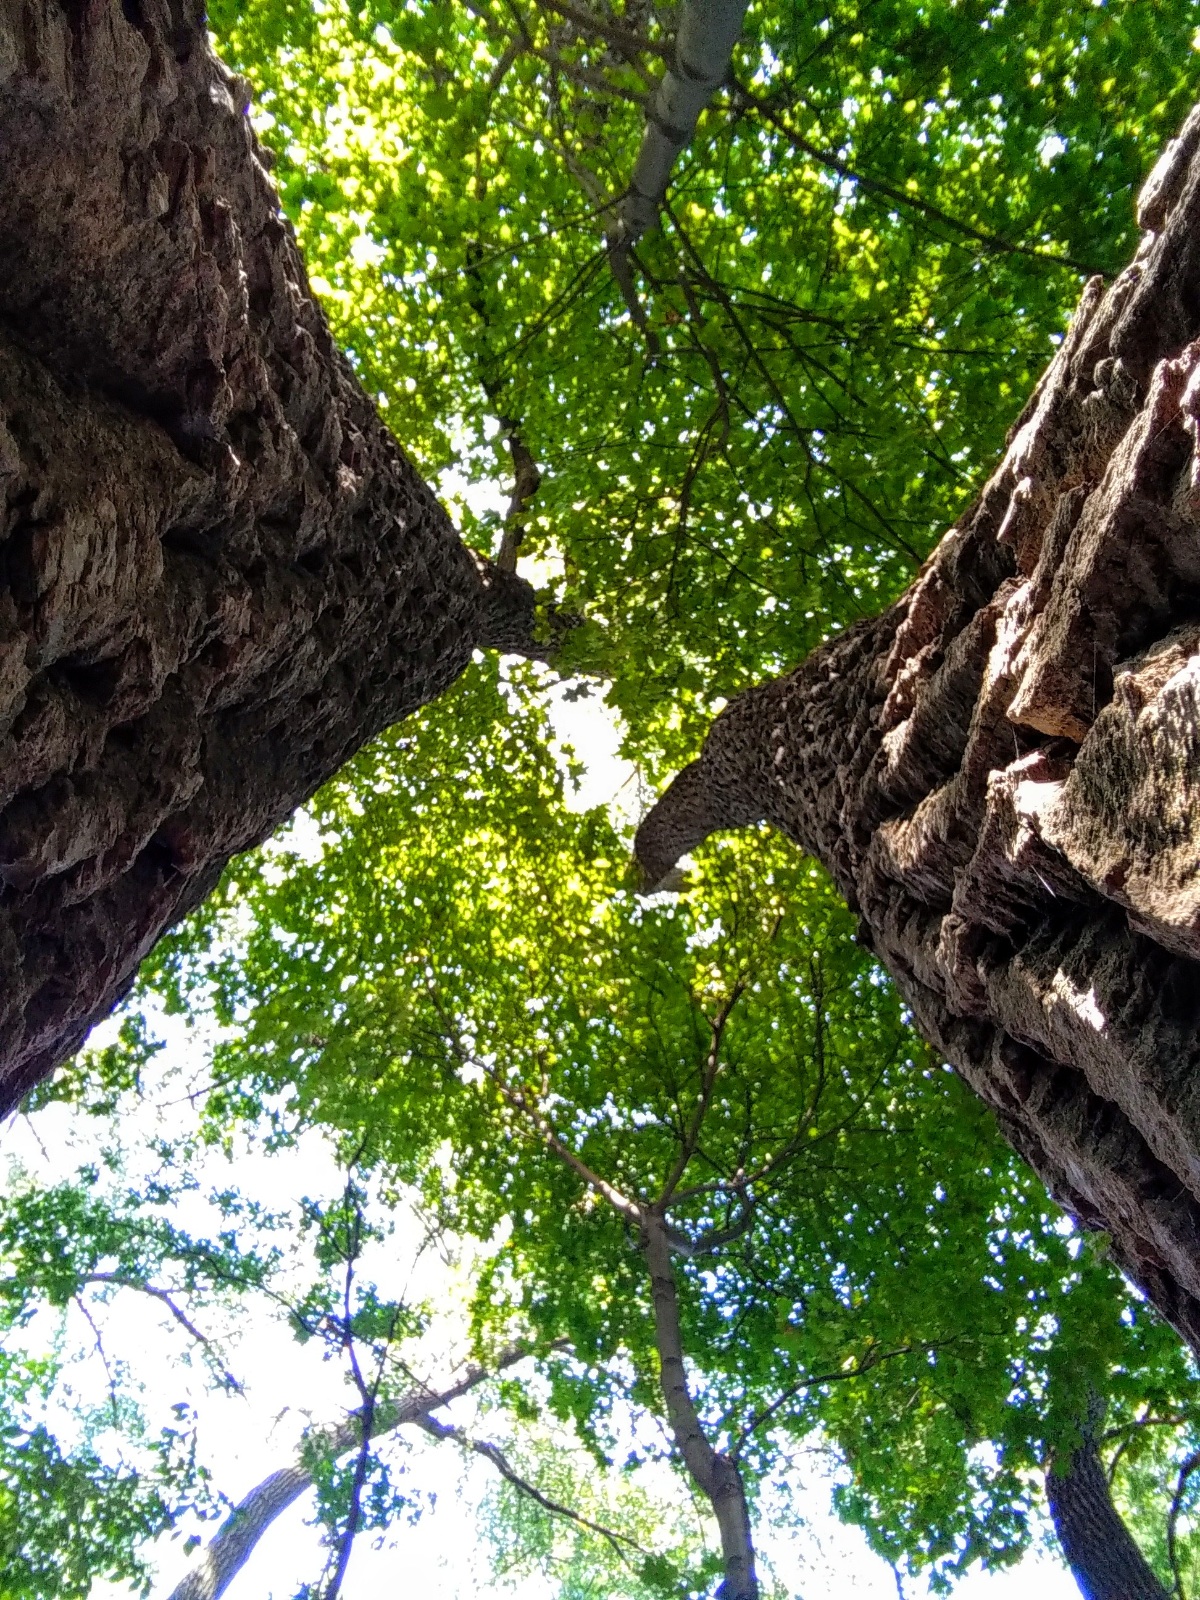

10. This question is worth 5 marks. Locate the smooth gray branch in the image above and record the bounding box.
[610,0,750,249]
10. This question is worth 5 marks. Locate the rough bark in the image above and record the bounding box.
[1046,1433,1169,1600]
[637,105,1200,1355]
[0,0,544,1112]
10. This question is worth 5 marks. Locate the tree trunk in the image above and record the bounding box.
[0,0,541,1112]
[637,105,1200,1355]
[641,1215,758,1599]
[1046,1434,1169,1600]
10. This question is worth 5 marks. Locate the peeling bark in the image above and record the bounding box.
[638,106,1200,1354]
[0,0,542,1110]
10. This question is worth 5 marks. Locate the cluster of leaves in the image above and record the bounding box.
[112,657,1198,1590]
[211,0,1200,764]
[0,1169,268,1599]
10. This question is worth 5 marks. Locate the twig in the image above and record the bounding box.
[85,1273,244,1394]
[416,1413,647,1561]
[731,77,1104,277]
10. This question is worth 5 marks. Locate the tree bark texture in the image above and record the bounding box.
[637,106,1200,1355]
[1046,1434,1169,1600]
[0,0,539,1112]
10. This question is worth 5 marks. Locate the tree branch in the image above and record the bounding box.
[609,0,750,249]
[86,1274,243,1395]
[165,1348,530,1600]
[426,983,645,1226]
[731,77,1105,276]
[640,1214,758,1598]
[658,981,747,1207]
[415,1412,647,1560]
[1167,1448,1200,1600]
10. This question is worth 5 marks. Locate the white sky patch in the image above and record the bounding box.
[1049,970,1107,1032]
[1037,132,1068,165]
[542,678,639,827]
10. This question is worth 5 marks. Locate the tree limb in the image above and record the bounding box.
[1167,1448,1200,1600]
[165,1349,530,1600]
[85,1274,244,1395]
[640,1214,758,1598]
[609,0,751,249]
[415,1412,648,1560]
[1045,1414,1170,1600]
[731,76,1105,277]
[658,981,747,1207]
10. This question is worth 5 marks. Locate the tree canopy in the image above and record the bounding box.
[8,0,1200,1594]
[208,0,1200,763]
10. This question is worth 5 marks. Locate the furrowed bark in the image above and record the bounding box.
[641,1215,757,1600]
[1046,1433,1169,1600]
[0,0,547,1112]
[637,105,1200,1354]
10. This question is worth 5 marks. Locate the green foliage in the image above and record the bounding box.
[0,1198,218,1600]
[0,1416,170,1600]
[210,0,1200,764]
[123,656,1200,1589]
[1114,1420,1200,1594]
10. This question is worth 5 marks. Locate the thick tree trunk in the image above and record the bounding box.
[638,106,1200,1354]
[1046,1433,1169,1600]
[0,0,539,1112]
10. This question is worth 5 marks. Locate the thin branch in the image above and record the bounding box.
[416,1413,647,1560]
[166,1348,534,1600]
[321,1189,373,1600]
[731,1342,940,1456]
[425,982,644,1226]
[531,0,668,66]
[731,77,1104,277]
[75,1297,120,1427]
[85,1274,244,1394]
[658,981,747,1206]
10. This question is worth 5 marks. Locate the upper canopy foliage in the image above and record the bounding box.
[212,0,1200,764]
